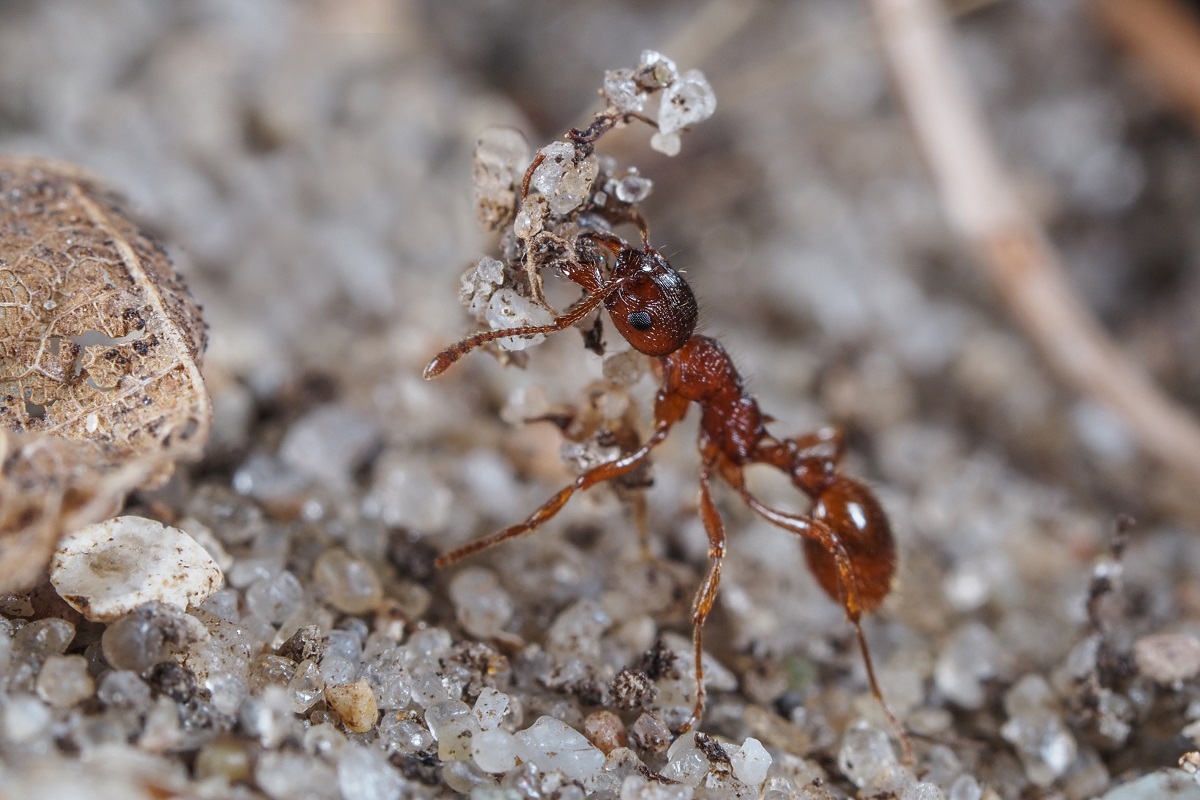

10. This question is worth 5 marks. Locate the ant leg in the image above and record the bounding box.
[736,489,914,764]
[786,427,846,462]
[678,451,728,733]
[435,420,677,568]
[423,272,629,379]
[628,491,654,559]
[520,152,546,199]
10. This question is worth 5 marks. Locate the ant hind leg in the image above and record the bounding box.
[735,486,914,764]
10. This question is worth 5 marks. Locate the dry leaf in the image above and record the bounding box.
[0,157,211,591]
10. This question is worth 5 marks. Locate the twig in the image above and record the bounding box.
[872,0,1200,487]
[1090,0,1200,134]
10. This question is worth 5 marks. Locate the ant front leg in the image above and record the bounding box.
[679,446,728,733]
[435,414,679,569]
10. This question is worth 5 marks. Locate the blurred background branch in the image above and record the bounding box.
[874,0,1200,492]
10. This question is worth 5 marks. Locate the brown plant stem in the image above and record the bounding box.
[873,0,1200,487]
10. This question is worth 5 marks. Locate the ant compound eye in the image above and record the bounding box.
[627,310,653,331]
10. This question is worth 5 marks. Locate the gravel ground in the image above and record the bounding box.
[3,1,1200,798]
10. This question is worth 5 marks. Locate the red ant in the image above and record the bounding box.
[425,133,910,763]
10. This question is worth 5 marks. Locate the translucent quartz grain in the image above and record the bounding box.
[240,685,296,748]
[425,698,471,739]
[485,288,554,351]
[194,735,252,783]
[902,783,946,800]
[287,658,324,713]
[337,745,406,800]
[312,549,382,615]
[649,132,681,157]
[529,141,598,216]
[999,674,1076,787]
[657,70,716,135]
[473,126,530,231]
[378,712,434,755]
[949,774,983,800]
[513,716,605,781]
[934,622,1001,709]
[204,670,248,716]
[603,68,644,113]
[36,654,94,708]
[546,599,611,660]
[838,721,899,789]
[513,194,548,240]
[638,50,678,88]
[661,733,707,786]
[101,612,168,673]
[473,727,519,773]
[14,618,75,660]
[278,404,380,489]
[1,694,52,746]
[97,670,152,711]
[473,687,510,731]
[255,751,338,800]
[449,568,514,639]
[246,570,304,625]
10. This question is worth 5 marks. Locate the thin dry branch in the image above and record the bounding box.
[1090,0,1200,135]
[872,0,1200,487]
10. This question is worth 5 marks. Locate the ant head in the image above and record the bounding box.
[605,248,697,356]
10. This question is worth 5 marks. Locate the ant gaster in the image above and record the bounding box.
[425,144,911,763]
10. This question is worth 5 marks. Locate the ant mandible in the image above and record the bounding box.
[425,123,911,762]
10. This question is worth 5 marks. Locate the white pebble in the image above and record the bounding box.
[514,716,605,780]
[485,288,554,351]
[530,141,598,216]
[649,132,681,157]
[1,694,51,745]
[473,687,510,731]
[473,126,531,231]
[603,68,645,113]
[838,720,898,789]
[36,654,94,709]
[337,744,405,800]
[730,737,771,786]
[50,516,224,622]
[1134,633,1200,685]
[449,568,513,638]
[473,727,519,773]
[638,50,678,87]
[278,404,379,489]
[657,69,716,135]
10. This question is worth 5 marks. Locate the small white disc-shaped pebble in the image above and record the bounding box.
[50,516,224,622]
[514,716,605,781]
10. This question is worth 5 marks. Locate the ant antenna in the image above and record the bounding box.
[423,271,630,380]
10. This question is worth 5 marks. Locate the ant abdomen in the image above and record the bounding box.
[805,477,897,617]
[606,249,697,356]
